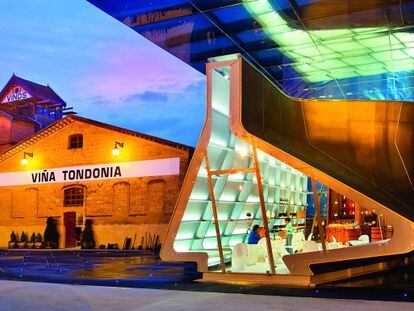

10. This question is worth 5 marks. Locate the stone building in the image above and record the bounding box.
[0,114,193,248]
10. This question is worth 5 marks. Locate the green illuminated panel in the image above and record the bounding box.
[243,0,414,82]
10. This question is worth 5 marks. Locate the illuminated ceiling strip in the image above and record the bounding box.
[243,0,414,82]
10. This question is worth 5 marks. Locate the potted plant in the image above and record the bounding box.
[81,219,95,249]
[35,233,42,248]
[8,231,17,249]
[29,232,36,248]
[43,217,59,248]
[19,231,28,248]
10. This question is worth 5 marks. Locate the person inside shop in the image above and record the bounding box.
[242,212,254,230]
[284,217,294,254]
[257,226,266,238]
[248,225,261,244]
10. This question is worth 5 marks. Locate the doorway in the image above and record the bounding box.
[64,211,76,248]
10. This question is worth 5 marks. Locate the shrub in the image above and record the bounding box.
[9,231,17,243]
[30,232,36,243]
[81,219,95,249]
[20,231,28,243]
[43,217,59,248]
[35,233,42,242]
[8,231,18,248]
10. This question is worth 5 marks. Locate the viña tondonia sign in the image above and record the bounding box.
[0,158,180,186]
[31,166,122,183]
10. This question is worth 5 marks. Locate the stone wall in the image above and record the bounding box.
[0,119,191,248]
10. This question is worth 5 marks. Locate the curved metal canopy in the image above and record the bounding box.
[88,1,414,220]
[88,0,414,101]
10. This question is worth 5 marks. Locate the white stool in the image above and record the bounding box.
[246,244,258,266]
[232,243,248,271]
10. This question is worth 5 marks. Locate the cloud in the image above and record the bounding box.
[73,40,204,101]
[0,0,206,146]
[75,80,205,146]
[125,91,168,103]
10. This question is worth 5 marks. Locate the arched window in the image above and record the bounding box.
[113,182,130,217]
[147,179,167,223]
[24,188,39,219]
[68,134,83,149]
[63,186,84,207]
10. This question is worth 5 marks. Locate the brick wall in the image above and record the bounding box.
[10,120,36,143]
[0,113,12,143]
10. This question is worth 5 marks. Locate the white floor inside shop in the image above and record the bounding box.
[0,280,412,311]
[210,261,290,274]
[209,233,389,274]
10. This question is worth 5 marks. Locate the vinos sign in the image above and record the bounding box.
[1,86,32,104]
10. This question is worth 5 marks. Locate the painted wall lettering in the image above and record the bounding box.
[1,86,32,104]
[0,158,179,186]
[60,166,122,181]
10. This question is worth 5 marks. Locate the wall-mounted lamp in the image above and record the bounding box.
[21,152,33,165]
[112,141,124,156]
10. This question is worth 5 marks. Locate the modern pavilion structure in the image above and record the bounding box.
[88,0,414,286]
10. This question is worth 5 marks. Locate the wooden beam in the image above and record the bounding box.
[311,179,327,254]
[205,153,226,273]
[253,145,276,274]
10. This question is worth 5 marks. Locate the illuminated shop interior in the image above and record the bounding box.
[174,63,307,273]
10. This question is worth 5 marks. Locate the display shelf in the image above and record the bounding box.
[175,232,247,242]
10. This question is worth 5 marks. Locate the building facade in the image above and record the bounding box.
[0,115,192,248]
[0,74,68,153]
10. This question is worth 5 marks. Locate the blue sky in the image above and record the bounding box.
[0,0,205,146]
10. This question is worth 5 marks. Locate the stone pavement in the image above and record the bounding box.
[0,280,412,311]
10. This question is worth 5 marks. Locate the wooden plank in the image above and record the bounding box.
[210,167,255,175]
[311,179,327,254]
[205,153,226,273]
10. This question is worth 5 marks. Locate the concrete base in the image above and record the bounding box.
[203,253,414,287]
[202,272,313,287]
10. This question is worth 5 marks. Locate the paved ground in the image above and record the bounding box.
[0,280,412,311]
[0,250,200,285]
[1,250,413,302]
